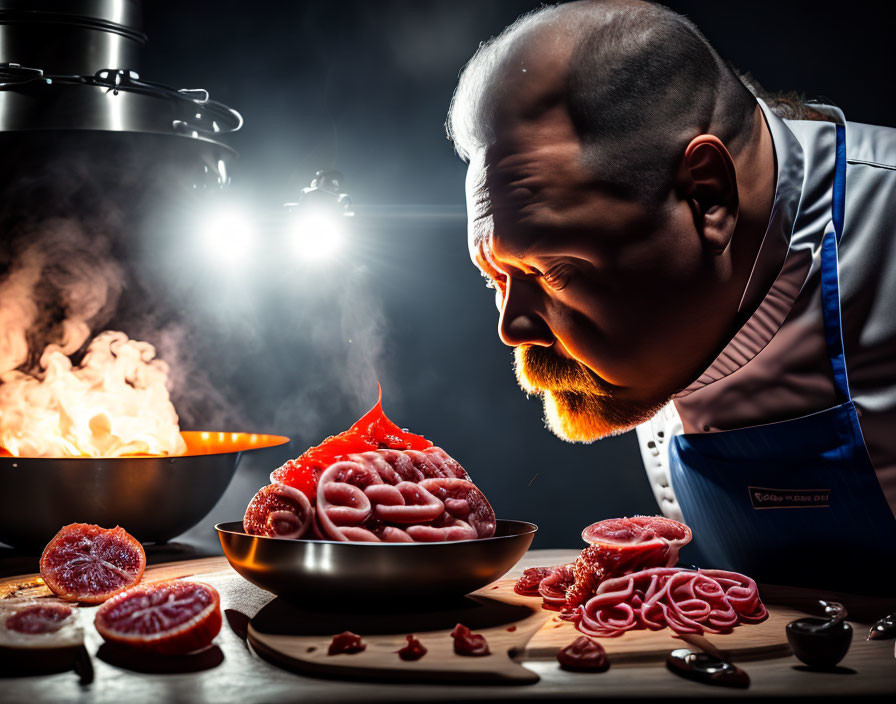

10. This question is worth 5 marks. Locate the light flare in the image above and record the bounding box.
[199,208,254,265]
[288,211,344,261]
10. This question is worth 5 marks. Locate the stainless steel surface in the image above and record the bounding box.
[0,432,290,549]
[217,519,538,603]
[0,78,242,143]
[0,0,145,75]
[0,0,241,144]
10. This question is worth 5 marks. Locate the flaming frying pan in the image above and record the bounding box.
[0,432,289,549]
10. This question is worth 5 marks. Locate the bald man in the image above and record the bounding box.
[448,0,896,593]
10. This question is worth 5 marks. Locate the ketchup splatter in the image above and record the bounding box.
[556,636,609,672]
[397,634,427,661]
[451,623,490,656]
[272,385,432,501]
[327,631,366,655]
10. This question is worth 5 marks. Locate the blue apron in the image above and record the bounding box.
[669,124,896,595]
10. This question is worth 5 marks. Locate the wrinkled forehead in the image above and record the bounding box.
[465,152,520,271]
[464,155,490,255]
[463,124,575,267]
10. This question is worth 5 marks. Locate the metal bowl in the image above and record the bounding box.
[0,432,289,549]
[217,519,537,604]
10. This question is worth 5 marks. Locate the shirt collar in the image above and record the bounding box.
[737,99,806,314]
[675,98,806,397]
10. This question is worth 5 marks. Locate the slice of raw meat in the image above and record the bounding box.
[567,516,692,609]
[94,580,221,655]
[581,516,692,557]
[243,483,313,539]
[40,524,146,604]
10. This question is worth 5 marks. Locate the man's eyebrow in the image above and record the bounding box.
[476,238,546,281]
[474,241,503,279]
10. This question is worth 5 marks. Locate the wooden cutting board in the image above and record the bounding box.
[247,586,548,684]
[247,578,803,684]
[0,557,803,686]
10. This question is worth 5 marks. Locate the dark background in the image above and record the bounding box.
[125,0,895,549]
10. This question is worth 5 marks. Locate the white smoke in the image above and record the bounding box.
[0,218,123,377]
[0,219,185,457]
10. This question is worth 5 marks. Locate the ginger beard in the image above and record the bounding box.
[513,345,664,442]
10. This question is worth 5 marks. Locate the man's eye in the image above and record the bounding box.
[542,264,573,290]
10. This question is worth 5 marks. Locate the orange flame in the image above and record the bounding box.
[0,331,187,458]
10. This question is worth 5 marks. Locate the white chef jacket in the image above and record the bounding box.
[638,98,896,521]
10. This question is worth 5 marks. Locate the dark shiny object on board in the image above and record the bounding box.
[0,433,289,548]
[73,644,94,685]
[666,648,749,688]
[0,644,78,677]
[216,519,537,604]
[786,600,853,669]
[866,611,896,641]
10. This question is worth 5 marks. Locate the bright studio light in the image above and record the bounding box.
[289,211,344,261]
[199,208,254,264]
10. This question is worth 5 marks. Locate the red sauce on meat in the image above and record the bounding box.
[272,385,432,501]
[327,631,366,655]
[397,634,427,661]
[451,623,490,656]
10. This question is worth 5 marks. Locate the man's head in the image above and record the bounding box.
[448,0,773,442]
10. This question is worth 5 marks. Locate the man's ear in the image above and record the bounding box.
[683,135,738,254]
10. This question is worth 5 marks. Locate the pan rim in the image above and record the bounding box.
[0,431,290,461]
[215,518,537,547]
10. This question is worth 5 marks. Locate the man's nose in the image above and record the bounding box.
[498,277,554,347]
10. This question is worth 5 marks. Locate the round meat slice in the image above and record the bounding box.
[243,483,313,539]
[0,602,83,651]
[566,516,693,610]
[581,516,692,565]
[94,581,221,655]
[40,524,146,604]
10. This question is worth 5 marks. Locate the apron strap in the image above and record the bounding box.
[820,124,850,402]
